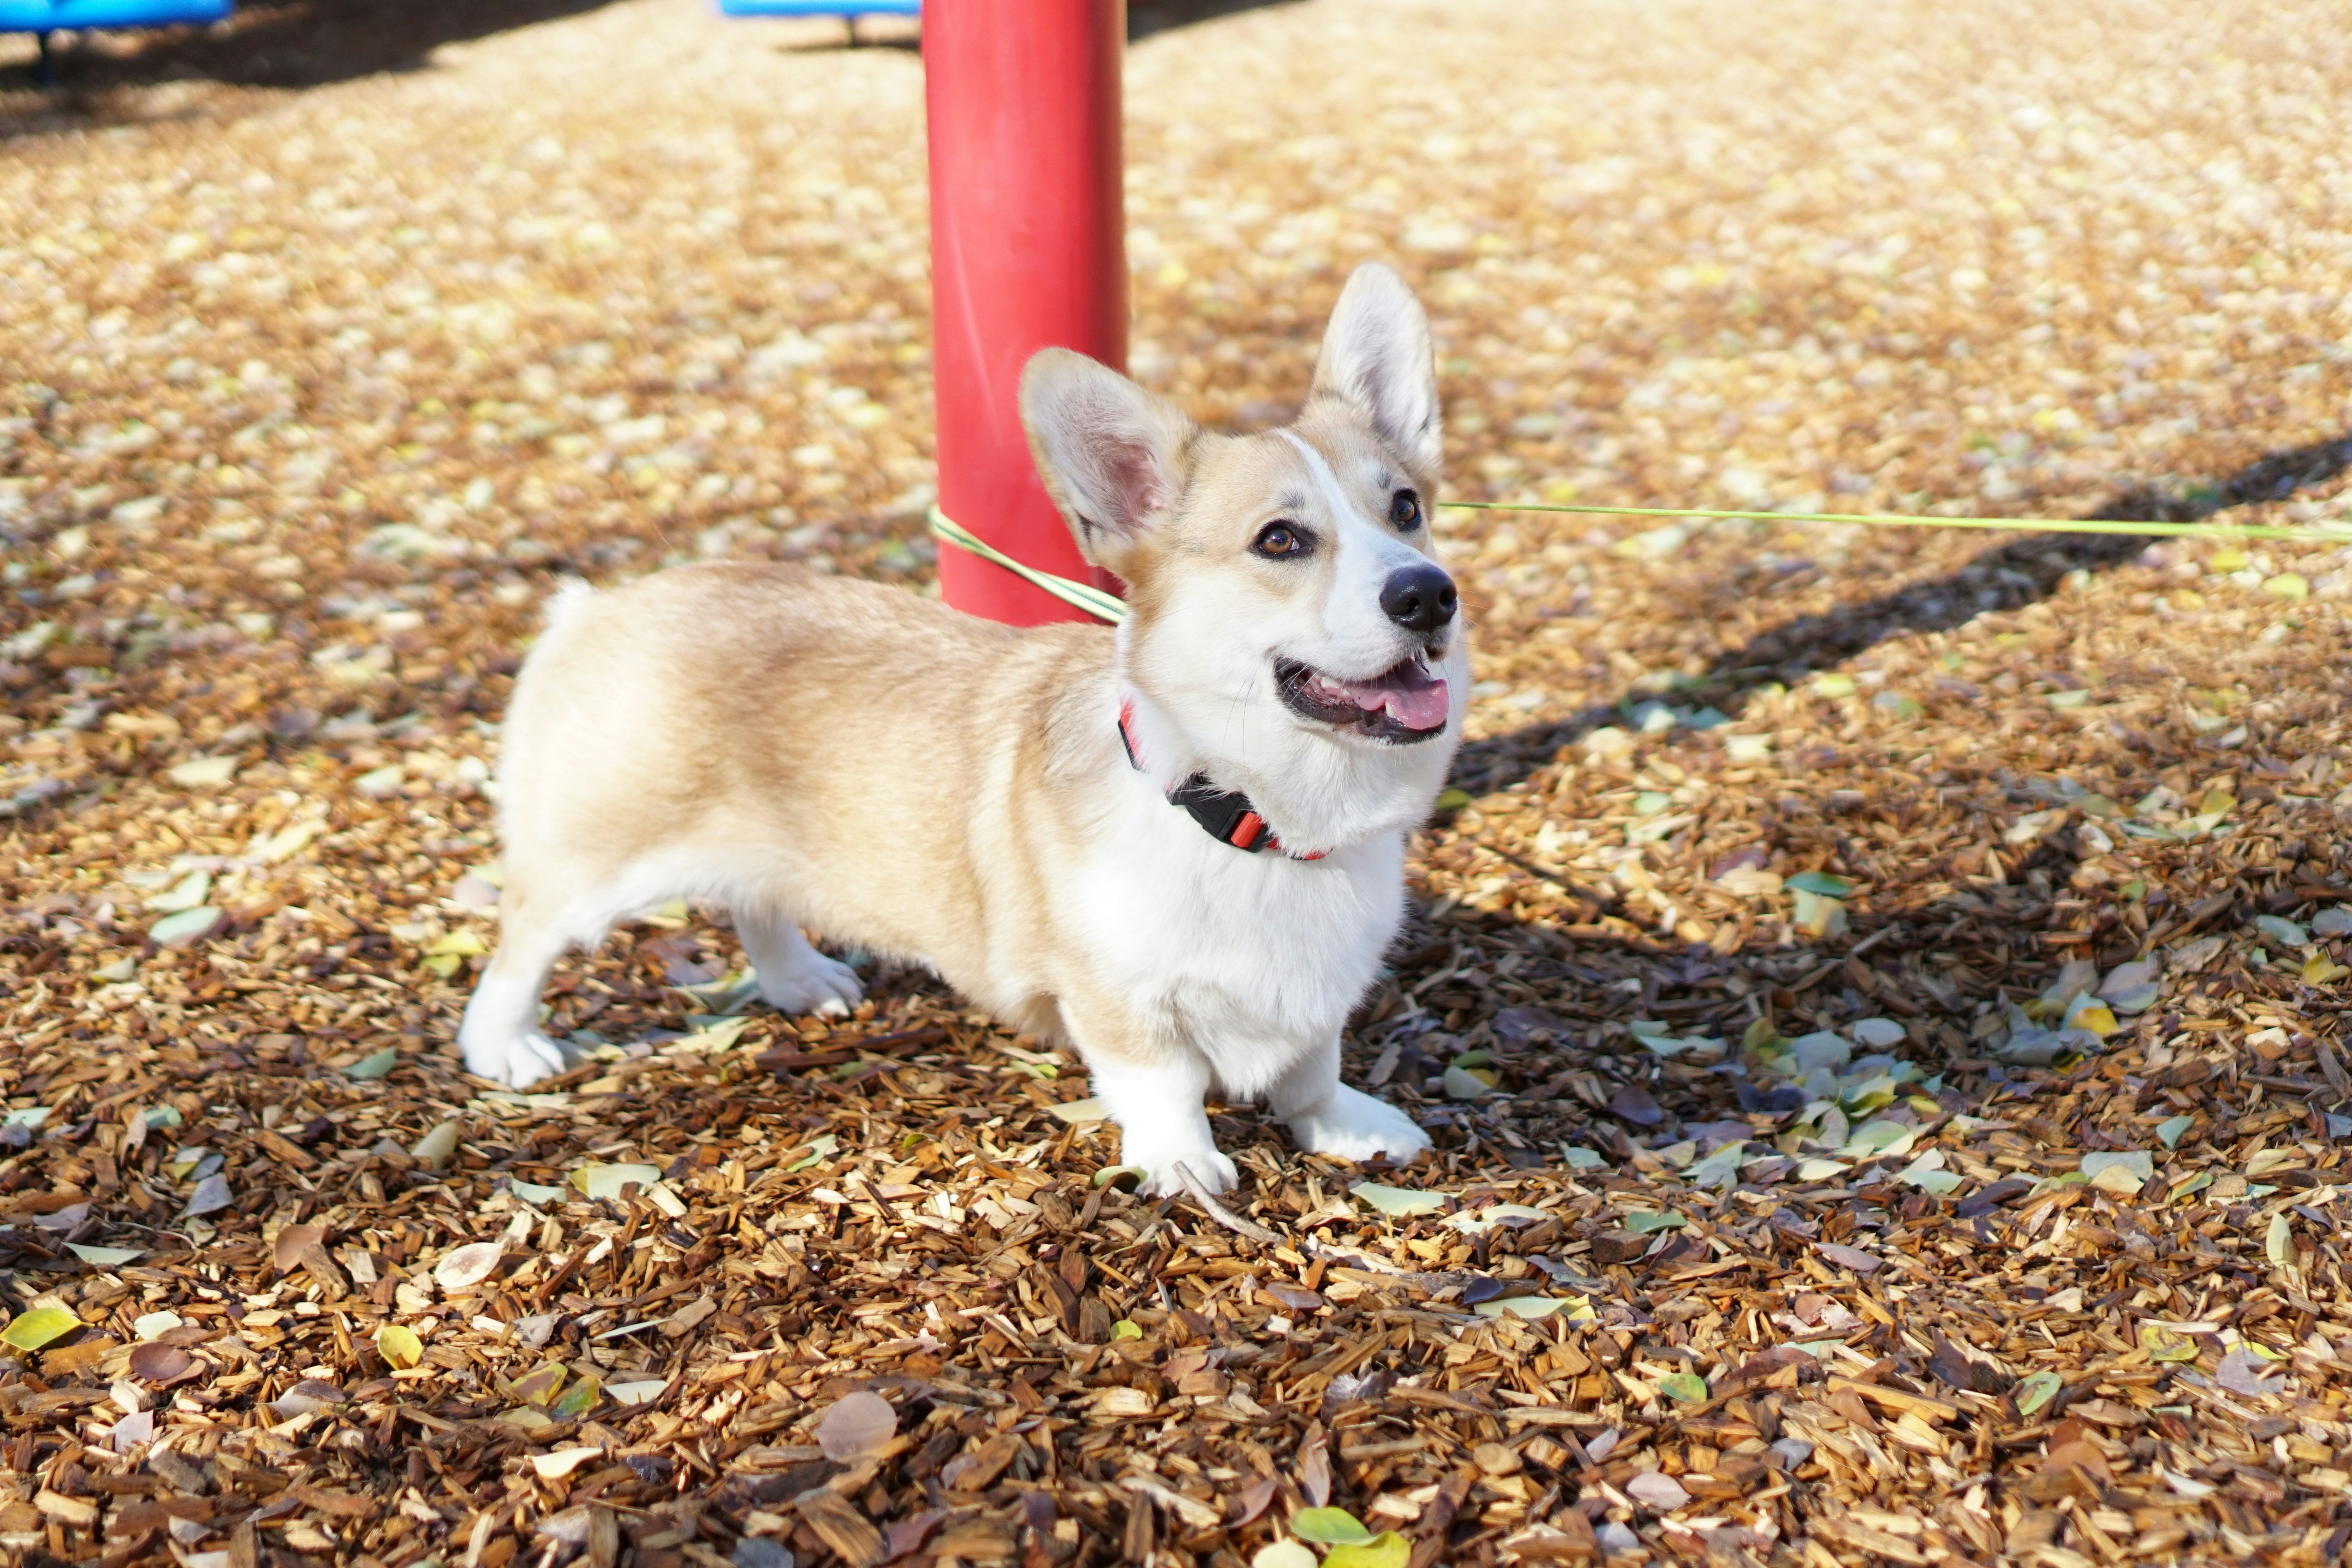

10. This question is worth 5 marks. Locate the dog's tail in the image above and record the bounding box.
[541,577,597,637]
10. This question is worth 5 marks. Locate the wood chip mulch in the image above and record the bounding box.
[6,2,2352,1567]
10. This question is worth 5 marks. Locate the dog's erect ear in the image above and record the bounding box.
[1309,263,1441,472]
[1022,349,1196,575]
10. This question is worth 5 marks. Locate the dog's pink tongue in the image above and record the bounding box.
[1349,675,1450,731]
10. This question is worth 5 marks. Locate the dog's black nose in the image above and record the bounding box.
[1380,562,1458,633]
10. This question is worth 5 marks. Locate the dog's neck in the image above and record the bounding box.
[1118,699,1318,859]
[1112,679,1457,857]
[1110,682,1201,796]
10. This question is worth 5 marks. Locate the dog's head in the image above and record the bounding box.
[1022,265,1465,842]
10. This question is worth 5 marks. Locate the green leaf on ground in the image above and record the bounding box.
[2014,1371,2063,1416]
[550,1370,603,1420]
[1,1308,81,1352]
[572,1163,664,1201]
[1474,1295,1595,1322]
[1289,1507,1373,1545]
[1658,1372,1710,1403]
[1351,1183,1446,1218]
[1443,1064,1499,1100]
[784,1134,839,1173]
[66,1244,142,1266]
[1325,1534,1413,1568]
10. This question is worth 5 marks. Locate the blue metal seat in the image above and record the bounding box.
[0,0,234,83]
[0,0,231,22]
[717,0,919,14]
[716,0,917,47]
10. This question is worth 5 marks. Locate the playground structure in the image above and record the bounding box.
[715,0,918,49]
[0,0,232,83]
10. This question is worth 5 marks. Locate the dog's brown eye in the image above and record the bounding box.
[1390,489,1422,529]
[1254,521,1310,559]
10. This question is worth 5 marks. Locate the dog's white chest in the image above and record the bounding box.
[1061,795,1404,1083]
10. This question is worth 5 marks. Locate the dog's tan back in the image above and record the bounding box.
[503,569,1089,1000]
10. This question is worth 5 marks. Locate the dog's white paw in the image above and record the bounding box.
[754,951,864,1017]
[1288,1083,1432,1166]
[1127,1141,1240,1198]
[461,1029,568,1090]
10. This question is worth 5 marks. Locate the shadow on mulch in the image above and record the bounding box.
[1448,426,2352,797]
[0,0,627,91]
[1404,432,2352,1120]
[0,0,1305,130]
[1129,0,1301,40]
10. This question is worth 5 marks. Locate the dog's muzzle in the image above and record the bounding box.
[1274,652,1451,742]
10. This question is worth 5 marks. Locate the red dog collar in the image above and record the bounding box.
[1118,702,1324,860]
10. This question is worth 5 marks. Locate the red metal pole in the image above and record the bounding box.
[926,0,1128,626]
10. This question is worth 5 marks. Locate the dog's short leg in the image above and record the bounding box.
[1267,1036,1432,1167]
[1087,1052,1238,1196]
[739,911,864,1017]
[456,918,572,1090]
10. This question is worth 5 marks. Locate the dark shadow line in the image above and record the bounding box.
[1448,429,2352,795]
[780,35,921,55]
[1,0,1299,96]
[1127,0,1300,40]
[0,0,628,98]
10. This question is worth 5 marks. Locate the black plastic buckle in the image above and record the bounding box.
[1169,775,1271,851]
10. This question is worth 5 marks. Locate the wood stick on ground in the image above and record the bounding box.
[1172,1160,1285,1245]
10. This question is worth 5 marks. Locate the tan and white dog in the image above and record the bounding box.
[458,263,1466,1194]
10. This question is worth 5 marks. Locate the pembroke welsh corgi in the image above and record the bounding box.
[458,263,1466,1194]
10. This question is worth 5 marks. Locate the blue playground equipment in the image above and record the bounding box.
[717,0,918,47]
[0,0,234,84]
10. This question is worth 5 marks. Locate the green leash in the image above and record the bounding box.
[928,507,1129,624]
[929,492,2349,627]
[1437,497,2352,543]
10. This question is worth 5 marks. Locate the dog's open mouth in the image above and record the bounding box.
[1275,653,1451,741]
